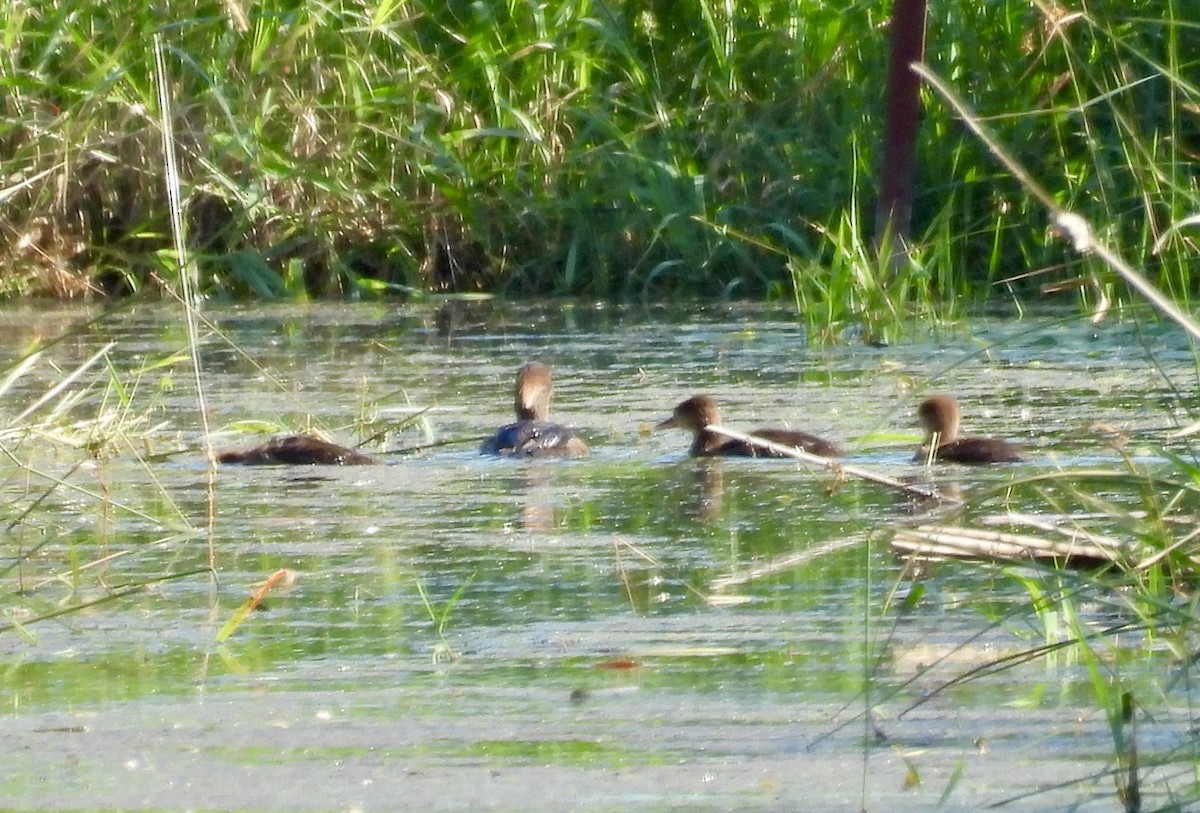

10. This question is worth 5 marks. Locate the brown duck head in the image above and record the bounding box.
[916,394,1024,464]
[917,394,961,447]
[514,361,553,422]
[656,395,722,433]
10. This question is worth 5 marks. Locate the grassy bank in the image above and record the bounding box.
[0,0,1195,312]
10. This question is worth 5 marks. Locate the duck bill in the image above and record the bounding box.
[655,416,678,430]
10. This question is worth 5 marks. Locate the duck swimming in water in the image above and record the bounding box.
[916,394,1025,464]
[656,395,843,458]
[480,361,589,457]
[217,434,376,466]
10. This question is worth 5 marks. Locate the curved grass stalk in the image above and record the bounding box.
[8,343,114,427]
[0,567,213,637]
[704,424,960,504]
[154,34,217,568]
[215,568,298,643]
[22,532,204,595]
[0,442,195,533]
[914,62,1200,344]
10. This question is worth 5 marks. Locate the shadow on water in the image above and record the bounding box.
[1,301,1198,811]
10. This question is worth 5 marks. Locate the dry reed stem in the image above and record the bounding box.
[704,424,960,504]
[709,534,867,591]
[980,511,1124,550]
[892,524,1126,566]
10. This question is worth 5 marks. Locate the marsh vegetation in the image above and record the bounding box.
[0,1,1195,327]
[3,2,1200,809]
[2,303,1200,810]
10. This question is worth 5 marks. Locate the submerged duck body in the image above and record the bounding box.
[217,434,376,466]
[480,361,589,458]
[656,395,843,458]
[480,420,587,457]
[916,394,1025,464]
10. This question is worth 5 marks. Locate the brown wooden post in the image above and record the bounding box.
[875,0,928,268]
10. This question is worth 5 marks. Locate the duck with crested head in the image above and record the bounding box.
[656,395,843,458]
[480,361,589,457]
[916,394,1025,464]
[217,434,375,466]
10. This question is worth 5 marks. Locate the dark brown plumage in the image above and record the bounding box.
[916,394,1025,464]
[656,395,843,458]
[217,434,375,466]
[480,361,589,458]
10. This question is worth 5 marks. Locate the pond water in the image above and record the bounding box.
[2,301,1198,811]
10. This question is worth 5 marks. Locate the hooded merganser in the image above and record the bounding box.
[916,394,1025,464]
[217,434,375,466]
[480,361,589,457]
[656,395,843,458]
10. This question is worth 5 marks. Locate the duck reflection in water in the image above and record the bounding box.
[656,395,843,458]
[217,434,375,466]
[692,460,725,523]
[916,394,1025,464]
[480,361,589,458]
[506,466,560,531]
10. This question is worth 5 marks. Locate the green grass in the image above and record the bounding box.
[0,0,1194,323]
[880,443,1200,809]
